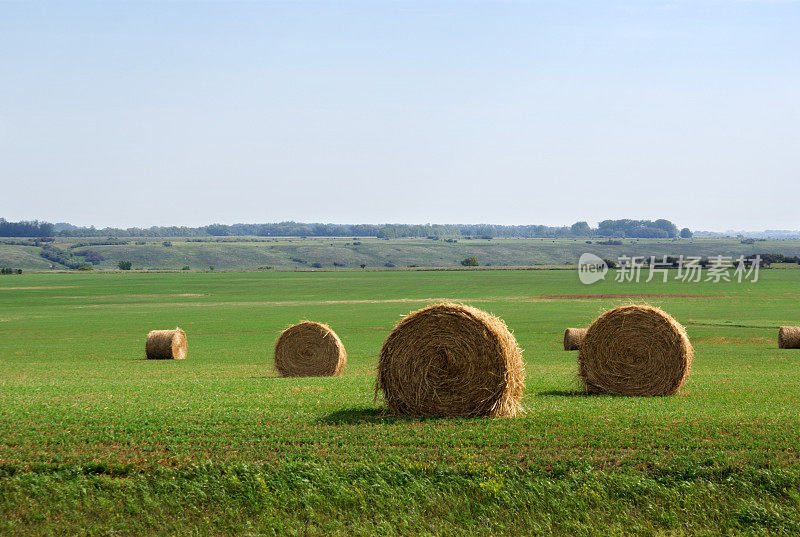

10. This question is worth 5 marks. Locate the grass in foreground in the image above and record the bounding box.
[3,463,799,536]
[1,269,800,534]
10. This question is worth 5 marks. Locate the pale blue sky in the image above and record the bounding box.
[1,1,798,230]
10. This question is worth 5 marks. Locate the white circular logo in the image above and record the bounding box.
[578,253,608,285]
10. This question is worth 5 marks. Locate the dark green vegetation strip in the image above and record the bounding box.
[1,269,800,534]
[2,463,799,536]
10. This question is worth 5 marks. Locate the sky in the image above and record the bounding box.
[1,1,798,231]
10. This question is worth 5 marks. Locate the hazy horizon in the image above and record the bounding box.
[2,1,798,230]
[19,217,800,235]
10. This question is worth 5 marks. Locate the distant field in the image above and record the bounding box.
[2,236,800,271]
[1,269,800,535]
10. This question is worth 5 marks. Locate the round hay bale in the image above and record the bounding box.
[145,327,187,360]
[376,303,525,418]
[274,321,346,377]
[563,328,587,351]
[778,326,800,349]
[578,305,692,396]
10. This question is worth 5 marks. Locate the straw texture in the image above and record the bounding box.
[274,321,347,377]
[145,328,187,360]
[578,305,692,396]
[376,303,525,417]
[778,326,800,349]
[563,328,587,350]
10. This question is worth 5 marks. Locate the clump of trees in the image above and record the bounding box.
[596,219,679,239]
[0,218,53,237]
[0,267,22,275]
[73,249,104,265]
[118,261,132,270]
[461,256,479,267]
[38,245,108,269]
[571,221,591,235]
[39,245,85,269]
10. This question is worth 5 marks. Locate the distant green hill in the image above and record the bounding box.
[2,236,799,271]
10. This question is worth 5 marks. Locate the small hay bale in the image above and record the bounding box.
[778,326,800,349]
[274,321,346,377]
[145,327,187,360]
[376,303,525,418]
[578,305,692,396]
[563,328,587,350]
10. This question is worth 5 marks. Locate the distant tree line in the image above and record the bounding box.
[758,253,800,266]
[0,218,54,237]
[596,219,681,239]
[2,218,690,239]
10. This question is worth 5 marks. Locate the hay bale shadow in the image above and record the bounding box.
[533,389,597,397]
[318,407,447,425]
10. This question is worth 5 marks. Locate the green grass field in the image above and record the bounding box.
[1,269,800,535]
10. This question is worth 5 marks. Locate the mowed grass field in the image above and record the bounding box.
[1,269,800,535]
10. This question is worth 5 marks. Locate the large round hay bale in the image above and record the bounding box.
[778,326,800,349]
[145,328,187,360]
[376,303,525,418]
[578,305,692,396]
[563,328,587,351]
[274,321,347,377]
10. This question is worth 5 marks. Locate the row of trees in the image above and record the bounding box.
[595,219,690,239]
[0,219,54,237]
[4,218,691,239]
